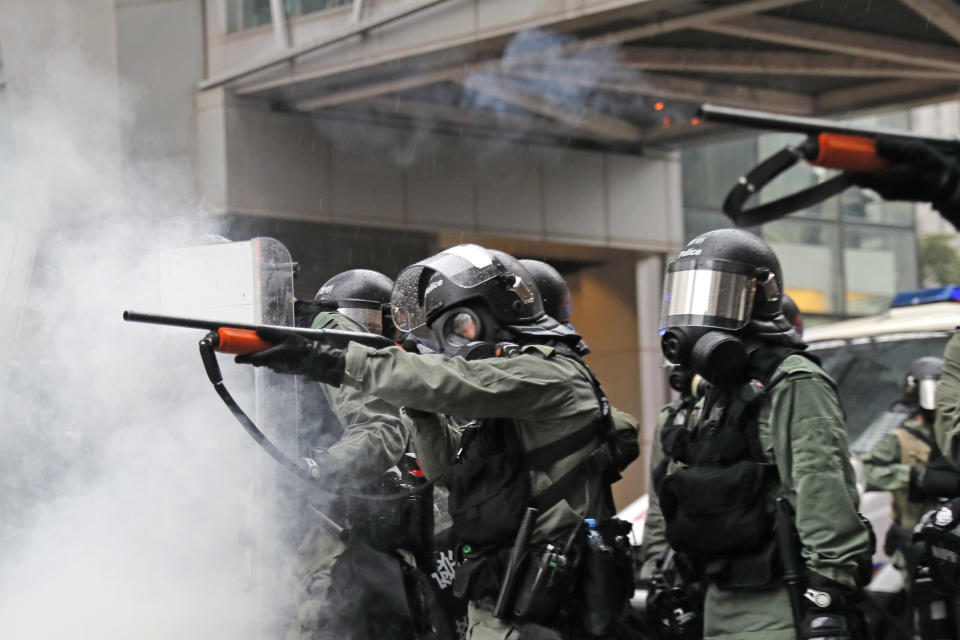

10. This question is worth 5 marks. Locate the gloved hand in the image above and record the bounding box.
[235,328,346,386]
[910,463,960,500]
[801,571,858,640]
[850,136,960,228]
[303,448,331,481]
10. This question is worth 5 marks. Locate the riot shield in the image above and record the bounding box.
[159,236,299,639]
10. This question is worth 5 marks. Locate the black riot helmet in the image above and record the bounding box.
[315,269,394,335]
[519,259,571,324]
[390,244,544,356]
[659,230,787,384]
[903,356,944,412]
[661,229,784,332]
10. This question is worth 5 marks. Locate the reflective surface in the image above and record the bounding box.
[661,261,757,330]
[390,244,500,332]
[227,0,352,32]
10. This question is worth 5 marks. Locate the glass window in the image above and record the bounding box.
[840,185,914,226]
[843,226,917,315]
[756,132,838,221]
[763,218,842,315]
[681,136,757,209]
[227,0,272,32]
[683,207,735,243]
[285,0,351,19]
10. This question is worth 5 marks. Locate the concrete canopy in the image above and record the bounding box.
[201,0,960,152]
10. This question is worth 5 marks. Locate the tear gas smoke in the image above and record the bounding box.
[0,5,298,638]
[460,28,697,146]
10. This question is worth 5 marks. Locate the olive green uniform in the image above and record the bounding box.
[861,416,939,584]
[341,341,614,640]
[935,331,960,467]
[658,355,871,640]
[290,312,410,639]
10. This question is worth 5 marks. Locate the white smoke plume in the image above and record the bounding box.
[0,4,297,638]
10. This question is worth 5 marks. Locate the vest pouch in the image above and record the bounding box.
[576,531,620,638]
[346,480,432,554]
[512,544,576,625]
[595,518,636,608]
[447,421,529,547]
[711,538,780,590]
[453,549,510,602]
[660,460,775,557]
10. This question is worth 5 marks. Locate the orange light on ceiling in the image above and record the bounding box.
[691,117,701,126]
[654,101,665,111]
[662,116,671,128]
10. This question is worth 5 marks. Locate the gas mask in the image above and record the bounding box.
[660,326,748,386]
[429,306,502,360]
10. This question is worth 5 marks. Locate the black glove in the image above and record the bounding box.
[235,329,346,386]
[801,571,858,640]
[850,136,960,227]
[910,463,960,500]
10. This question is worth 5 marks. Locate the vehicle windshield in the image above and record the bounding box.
[807,332,952,451]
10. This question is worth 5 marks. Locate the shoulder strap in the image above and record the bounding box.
[726,344,808,462]
[746,344,813,385]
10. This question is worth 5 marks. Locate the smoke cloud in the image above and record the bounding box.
[0,4,297,638]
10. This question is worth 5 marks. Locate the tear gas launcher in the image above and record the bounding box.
[122,310,400,534]
[122,310,393,353]
[698,103,960,227]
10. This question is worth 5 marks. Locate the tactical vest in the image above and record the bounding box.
[892,421,935,530]
[445,346,618,548]
[656,345,816,563]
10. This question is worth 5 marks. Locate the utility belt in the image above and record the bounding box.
[335,474,434,554]
[453,518,634,637]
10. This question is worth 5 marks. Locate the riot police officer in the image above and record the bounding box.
[655,229,871,640]
[861,357,943,577]
[238,244,635,640]
[290,268,414,640]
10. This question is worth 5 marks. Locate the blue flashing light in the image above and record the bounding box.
[890,285,960,308]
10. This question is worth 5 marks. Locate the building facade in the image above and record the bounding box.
[3,0,960,520]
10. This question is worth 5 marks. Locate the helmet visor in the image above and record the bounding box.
[337,306,382,335]
[919,378,939,411]
[391,244,501,332]
[660,258,757,331]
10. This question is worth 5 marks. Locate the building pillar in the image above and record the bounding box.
[635,253,668,486]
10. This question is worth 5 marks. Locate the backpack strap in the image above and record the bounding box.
[727,345,813,461]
